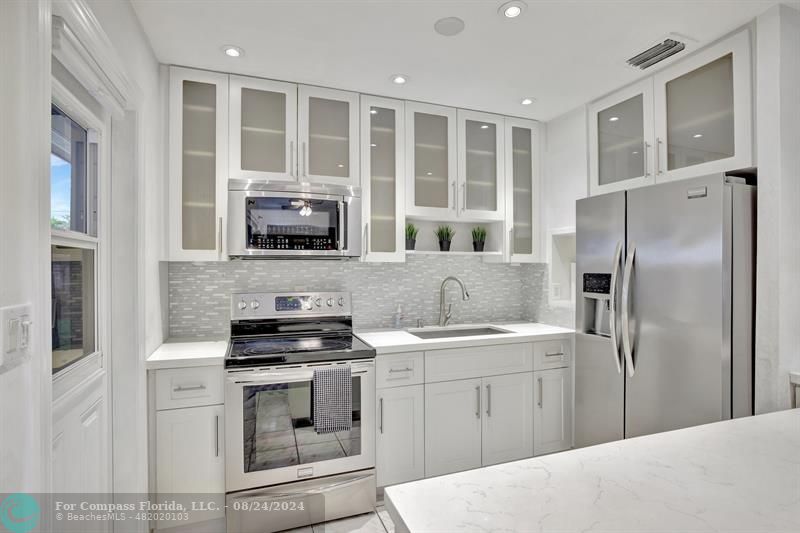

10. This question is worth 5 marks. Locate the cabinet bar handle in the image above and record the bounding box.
[486,384,491,417]
[509,227,514,256]
[217,217,223,258]
[174,384,207,392]
[475,386,481,418]
[302,141,308,178]
[644,141,651,177]
[388,367,412,373]
[538,377,543,408]
[215,414,220,457]
[379,397,384,434]
[544,351,565,357]
[656,138,663,175]
[290,140,296,177]
[451,181,456,211]
[461,182,466,212]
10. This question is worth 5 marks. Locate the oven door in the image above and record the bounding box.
[225,359,375,493]
[228,190,361,258]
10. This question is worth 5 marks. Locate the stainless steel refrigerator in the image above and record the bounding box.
[574,174,755,448]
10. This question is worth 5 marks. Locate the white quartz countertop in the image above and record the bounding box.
[356,322,573,354]
[385,409,800,533]
[145,339,228,370]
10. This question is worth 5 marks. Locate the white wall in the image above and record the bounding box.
[754,3,800,413]
[0,0,51,492]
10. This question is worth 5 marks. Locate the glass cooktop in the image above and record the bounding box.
[226,333,375,368]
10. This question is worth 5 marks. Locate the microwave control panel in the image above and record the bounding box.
[249,235,335,251]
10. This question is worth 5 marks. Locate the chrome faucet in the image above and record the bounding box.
[439,276,470,327]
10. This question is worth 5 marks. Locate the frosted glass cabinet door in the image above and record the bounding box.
[168,67,228,261]
[360,96,405,262]
[405,102,457,219]
[229,76,298,181]
[588,78,655,196]
[504,117,540,262]
[298,85,359,186]
[457,110,504,220]
[654,30,752,182]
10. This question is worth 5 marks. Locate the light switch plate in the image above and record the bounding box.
[0,304,33,369]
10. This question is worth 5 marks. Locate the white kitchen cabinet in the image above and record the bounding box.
[229,75,298,181]
[457,109,505,221]
[361,96,405,261]
[405,102,458,219]
[156,404,225,526]
[481,372,533,466]
[504,117,541,262]
[533,367,572,455]
[653,29,752,182]
[168,67,229,261]
[376,385,425,487]
[425,378,482,477]
[298,85,360,187]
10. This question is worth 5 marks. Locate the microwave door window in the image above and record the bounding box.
[245,197,340,251]
[243,377,362,473]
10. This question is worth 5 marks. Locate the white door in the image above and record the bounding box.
[425,378,482,477]
[376,385,425,487]
[405,102,457,220]
[653,29,752,183]
[534,367,572,456]
[481,373,534,466]
[457,109,505,221]
[229,75,298,182]
[588,78,655,196]
[504,117,541,262]
[168,66,229,261]
[298,85,360,186]
[156,405,225,525]
[361,95,405,262]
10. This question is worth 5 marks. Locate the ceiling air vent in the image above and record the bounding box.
[627,38,686,70]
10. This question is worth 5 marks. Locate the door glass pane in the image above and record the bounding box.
[666,54,734,170]
[243,376,362,473]
[414,112,449,208]
[51,245,95,374]
[465,120,497,212]
[308,97,349,177]
[512,126,533,255]
[241,88,286,173]
[182,80,217,250]
[369,107,396,253]
[597,94,645,185]
[51,105,96,234]
[245,196,339,251]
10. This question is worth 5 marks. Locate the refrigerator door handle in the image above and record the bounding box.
[621,244,636,377]
[609,241,623,375]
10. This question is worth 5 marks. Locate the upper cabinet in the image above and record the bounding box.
[168,67,229,261]
[298,85,360,187]
[361,96,405,262]
[588,29,752,196]
[458,110,505,221]
[504,118,540,262]
[229,75,298,181]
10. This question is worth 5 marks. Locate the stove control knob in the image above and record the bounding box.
[237,300,247,311]
[326,298,333,307]
[314,297,322,307]
[338,297,345,306]
[251,300,260,310]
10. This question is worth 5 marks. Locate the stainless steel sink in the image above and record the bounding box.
[408,326,511,339]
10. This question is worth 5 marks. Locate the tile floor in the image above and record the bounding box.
[286,505,395,533]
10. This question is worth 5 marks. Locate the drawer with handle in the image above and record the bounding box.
[155,366,224,410]
[376,352,424,388]
[533,338,572,370]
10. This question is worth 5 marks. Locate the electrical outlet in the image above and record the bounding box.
[0,304,32,370]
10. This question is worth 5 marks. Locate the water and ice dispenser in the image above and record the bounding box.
[581,273,612,337]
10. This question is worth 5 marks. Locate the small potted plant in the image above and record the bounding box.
[472,226,487,252]
[405,223,418,251]
[435,225,455,252]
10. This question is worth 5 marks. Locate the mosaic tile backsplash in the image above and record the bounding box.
[168,256,569,339]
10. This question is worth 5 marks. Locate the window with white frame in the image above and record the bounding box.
[50,103,100,374]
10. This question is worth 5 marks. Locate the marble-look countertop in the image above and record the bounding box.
[356,323,573,355]
[145,339,228,370]
[385,409,800,533]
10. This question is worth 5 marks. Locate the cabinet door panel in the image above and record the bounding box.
[377,385,425,487]
[504,118,540,262]
[458,110,504,221]
[425,379,482,476]
[534,368,572,456]
[482,373,533,466]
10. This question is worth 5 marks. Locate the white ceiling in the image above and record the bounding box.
[131,0,789,122]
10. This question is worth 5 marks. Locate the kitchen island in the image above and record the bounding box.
[385,409,800,532]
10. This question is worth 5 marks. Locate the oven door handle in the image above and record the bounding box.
[228,367,372,385]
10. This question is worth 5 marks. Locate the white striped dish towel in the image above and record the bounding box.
[312,365,352,434]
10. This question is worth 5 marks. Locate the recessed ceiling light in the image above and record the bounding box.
[693,133,703,138]
[222,45,244,58]
[521,97,536,105]
[609,116,620,122]
[391,74,409,85]
[434,17,465,37]
[499,1,527,18]
[370,109,378,115]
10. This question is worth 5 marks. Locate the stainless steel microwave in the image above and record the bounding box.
[227,180,361,258]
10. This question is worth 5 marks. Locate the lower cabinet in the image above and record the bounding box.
[376,385,425,487]
[482,372,534,466]
[533,367,572,455]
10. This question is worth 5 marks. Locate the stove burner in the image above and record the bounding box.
[234,336,353,357]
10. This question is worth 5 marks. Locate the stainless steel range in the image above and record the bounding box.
[224,291,376,533]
